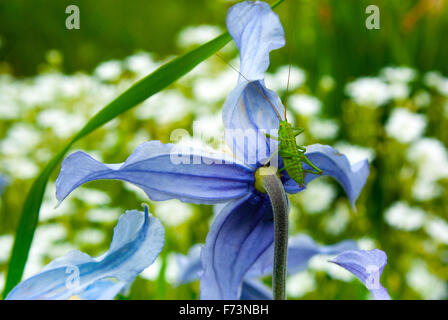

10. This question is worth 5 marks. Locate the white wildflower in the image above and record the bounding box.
[424,216,448,244]
[140,257,162,280]
[345,77,390,107]
[406,261,446,299]
[286,271,316,298]
[0,234,13,263]
[384,202,425,231]
[308,118,339,140]
[407,138,448,182]
[86,207,121,223]
[154,199,193,226]
[385,108,426,143]
[193,69,236,103]
[299,179,337,214]
[324,202,350,235]
[265,65,306,92]
[289,94,321,116]
[75,228,106,245]
[94,60,122,81]
[412,178,443,201]
[0,123,41,156]
[177,25,222,48]
[413,90,431,108]
[380,66,416,83]
[125,52,159,78]
[37,109,85,138]
[134,90,192,124]
[388,83,410,100]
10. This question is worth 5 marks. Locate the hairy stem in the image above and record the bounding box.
[262,171,289,300]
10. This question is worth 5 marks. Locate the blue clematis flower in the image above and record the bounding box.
[330,249,391,300]
[54,1,369,300]
[6,206,164,300]
[174,235,358,299]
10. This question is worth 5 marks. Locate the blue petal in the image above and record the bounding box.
[6,206,164,300]
[282,144,369,207]
[223,83,283,165]
[246,234,358,278]
[78,280,127,300]
[173,244,203,286]
[56,140,254,205]
[223,1,285,165]
[226,1,285,81]
[330,249,391,300]
[240,279,272,300]
[174,244,272,300]
[0,174,8,197]
[200,193,274,299]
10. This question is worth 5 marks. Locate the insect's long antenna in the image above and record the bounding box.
[283,0,297,122]
[215,53,282,120]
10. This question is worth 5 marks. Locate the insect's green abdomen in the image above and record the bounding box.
[278,120,305,186]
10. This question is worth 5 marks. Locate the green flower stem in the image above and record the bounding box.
[261,169,289,300]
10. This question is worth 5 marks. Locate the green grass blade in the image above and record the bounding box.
[3,32,232,297]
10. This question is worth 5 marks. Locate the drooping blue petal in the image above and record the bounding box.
[246,234,358,278]
[0,174,8,197]
[223,84,283,165]
[173,244,203,286]
[6,207,164,300]
[240,279,272,300]
[330,249,391,300]
[282,144,370,207]
[200,193,274,299]
[56,140,254,205]
[223,1,285,165]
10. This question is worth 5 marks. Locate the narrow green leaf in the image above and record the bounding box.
[3,32,232,297]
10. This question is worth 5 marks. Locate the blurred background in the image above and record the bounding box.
[0,0,447,299]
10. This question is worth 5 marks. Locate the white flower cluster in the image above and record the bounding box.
[407,138,448,201]
[346,66,416,107]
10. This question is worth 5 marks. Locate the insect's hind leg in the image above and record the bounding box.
[301,155,323,174]
[304,169,322,175]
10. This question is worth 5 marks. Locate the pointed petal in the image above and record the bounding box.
[199,193,274,299]
[330,249,391,300]
[283,144,370,207]
[240,279,272,300]
[246,234,358,278]
[56,140,254,205]
[226,1,284,81]
[6,207,164,300]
